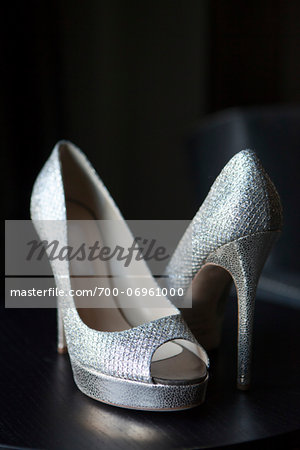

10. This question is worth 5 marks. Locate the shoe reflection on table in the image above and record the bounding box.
[2,295,297,449]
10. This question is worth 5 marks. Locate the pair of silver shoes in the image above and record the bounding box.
[30,141,282,411]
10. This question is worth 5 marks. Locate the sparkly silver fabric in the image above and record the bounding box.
[205,231,280,387]
[72,359,208,410]
[30,141,208,408]
[166,150,283,292]
[31,147,69,281]
[166,150,282,389]
[65,310,200,383]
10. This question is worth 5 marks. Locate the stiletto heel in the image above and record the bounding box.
[166,150,283,389]
[205,231,280,389]
[57,305,67,354]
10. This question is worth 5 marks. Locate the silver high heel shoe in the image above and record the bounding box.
[30,140,209,411]
[166,150,283,390]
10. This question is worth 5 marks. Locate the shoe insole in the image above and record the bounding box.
[151,347,207,384]
[183,263,232,350]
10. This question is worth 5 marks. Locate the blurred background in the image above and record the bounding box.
[2,1,300,295]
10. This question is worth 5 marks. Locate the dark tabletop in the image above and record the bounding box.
[1,295,299,450]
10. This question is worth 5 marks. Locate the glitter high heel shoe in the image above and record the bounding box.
[30,141,209,411]
[166,150,283,390]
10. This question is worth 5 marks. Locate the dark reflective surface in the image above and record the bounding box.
[1,296,299,449]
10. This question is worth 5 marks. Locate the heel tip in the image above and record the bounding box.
[57,345,68,354]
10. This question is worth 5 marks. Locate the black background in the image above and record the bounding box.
[2,1,300,220]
